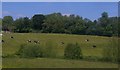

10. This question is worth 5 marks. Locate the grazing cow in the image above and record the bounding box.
[92,45,96,48]
[34,40,40,44]
[85,39,89,42]
[37,41,40,43]
[0,34,2,36]
[11,36,14,39]
[27,40,31,43]
[61,42,64,44]
[2,40,4,43]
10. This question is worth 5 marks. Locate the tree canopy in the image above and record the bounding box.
[2,12,119,37]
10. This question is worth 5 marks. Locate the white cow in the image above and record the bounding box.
[0,34,2,36]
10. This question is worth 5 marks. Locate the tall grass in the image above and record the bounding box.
[102,37,119,63]
[43,40,58,58]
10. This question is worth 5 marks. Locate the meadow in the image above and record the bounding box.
[2,33,118,68]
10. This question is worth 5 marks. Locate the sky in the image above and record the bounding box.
[1,0,119,2]
[2,2,118,21]
[118,2,120,17]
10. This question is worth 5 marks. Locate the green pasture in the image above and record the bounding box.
[2,33,118,68]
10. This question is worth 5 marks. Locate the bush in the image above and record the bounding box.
[16,44,43,58]
[64,43,83,59]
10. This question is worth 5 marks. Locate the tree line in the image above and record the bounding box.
[2,12,120,37]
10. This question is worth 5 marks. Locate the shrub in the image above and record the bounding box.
[16,44,43,58]
[64,43,83,59]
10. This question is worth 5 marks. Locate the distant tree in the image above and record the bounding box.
[43,13,65,33]
[103,24,113,36]
[2,16,14,31]
[95,24,105,36]
[0,18,2,25]
[85,21,97,35]
[98,12,109,27]
[96,12,113,36]
[14,17,32,33]
[32,14,45,31]
[71,16,85,34]
[107,17,118,36]
[102,12,108,18]
[118,17,120,37]
[84,18,93,34]
[2,12,119,37]
[94,20,97,24]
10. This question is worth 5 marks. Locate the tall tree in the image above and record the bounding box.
[14,17,32,33]
[71,16,85,34]
[43,13,65,33]
[85,19,97,35]
[32,14,45,30]
[2,16,14,31]
[98,12,109,27]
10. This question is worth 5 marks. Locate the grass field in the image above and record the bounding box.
[0,34,1,69]
[3,58,118,68]
[2,33,118,68]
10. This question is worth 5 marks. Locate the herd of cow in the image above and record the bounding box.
[1,35,96,48]
[27,39,40,44]
[1,36,40,44]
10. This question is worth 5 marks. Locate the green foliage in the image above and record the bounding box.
[0,18,2,25]
[2,12,119,37]
[85,20,97,35]
[2,16,13,25]
[16,44,43,58]
[15,41,58,58]
[118,17,120,37]
[14,17,32,33]
[42,13,65,33]
[2,16,14,31]
[32,14,45,30]
[64,43,83,59]
[98,12,109,27]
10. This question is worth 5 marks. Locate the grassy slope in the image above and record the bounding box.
[2,33,118,68]
[2,33,111,57]
[0,34,1,69]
